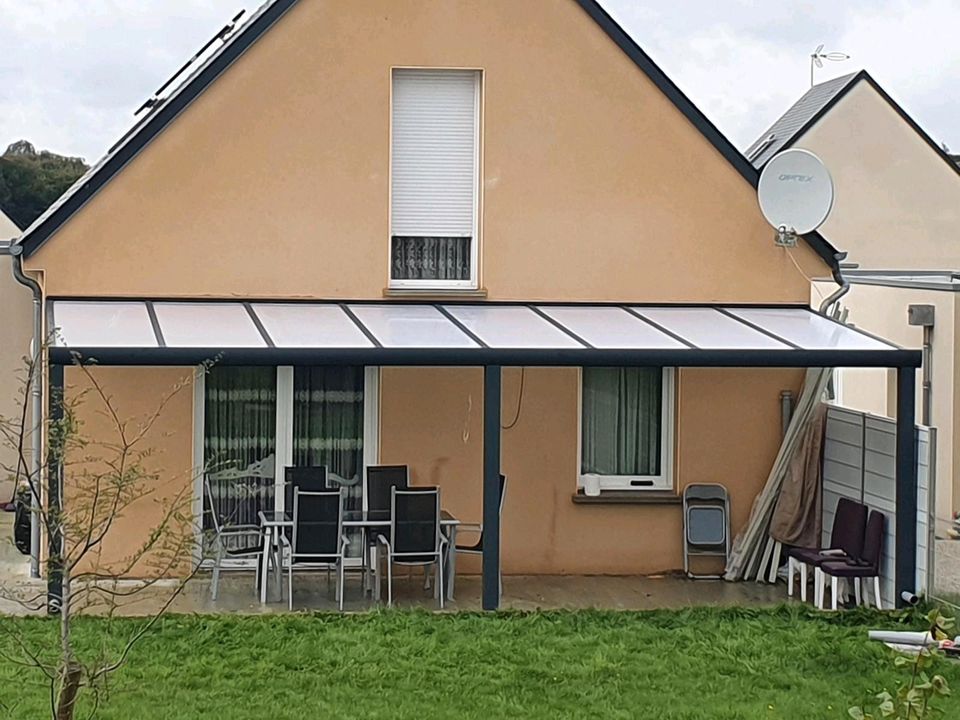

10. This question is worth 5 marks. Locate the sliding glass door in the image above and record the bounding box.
[197,365,377,562]
[292,367,365,557]
[202,367,277,550]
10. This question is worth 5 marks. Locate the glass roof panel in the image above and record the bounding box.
[348,304,476,348]
[154,303,264,348]
[725,308,895,351]
[52,301,156,348]
[444,305,584,349]
[538,306,685,349]
[635,307,791,350]
[252,304,372,348]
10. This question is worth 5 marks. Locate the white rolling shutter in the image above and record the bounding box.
[391,69,479,239]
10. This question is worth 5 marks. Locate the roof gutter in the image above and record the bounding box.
[816,249,850,317]
[0,240,42,578]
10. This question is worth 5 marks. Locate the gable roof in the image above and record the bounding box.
[745,73,857,168]
[746,70,960,181]
[14,0,840,271]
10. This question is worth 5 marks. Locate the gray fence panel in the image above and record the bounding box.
[822,406,931,608]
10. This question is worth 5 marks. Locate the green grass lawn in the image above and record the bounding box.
[0,605,957,719]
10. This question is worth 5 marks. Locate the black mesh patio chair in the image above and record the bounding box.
[363,465,408,586]
[787,497,867,603]
[281,488,348,611]
[375,486,447,608]
[818,510,885,610]
[204,476,265,601]
[366,465,409,518]
[455,474,507,593]
[283,466,328,513]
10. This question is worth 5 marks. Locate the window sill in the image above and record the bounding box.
[571,490,682,505]
[383,287,488,300]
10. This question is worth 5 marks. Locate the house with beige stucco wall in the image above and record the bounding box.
[0,207,31,509]
[747,70,960,534]
[7,1,922,611]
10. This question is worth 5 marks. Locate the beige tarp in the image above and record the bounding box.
[768,403,826,548]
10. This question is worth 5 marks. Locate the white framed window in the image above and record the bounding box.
[390,68,480,290]
[578,367,675,491]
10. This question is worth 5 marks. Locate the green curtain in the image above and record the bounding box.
[293,367,364,557]
[204,367,277,537]
[292,367,364,480]
[581,367,661,476]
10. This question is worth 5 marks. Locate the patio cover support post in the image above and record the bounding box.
[482,365,502,611]
[47,363,64,615]
[895,366,917,608]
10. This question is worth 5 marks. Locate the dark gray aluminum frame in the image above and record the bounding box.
[44,302,922,612]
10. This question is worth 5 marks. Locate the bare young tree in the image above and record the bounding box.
[0,348,206,720]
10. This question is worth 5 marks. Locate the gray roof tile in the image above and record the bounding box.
[745,72,859,168]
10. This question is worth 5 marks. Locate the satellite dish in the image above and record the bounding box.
[758,148,835,246]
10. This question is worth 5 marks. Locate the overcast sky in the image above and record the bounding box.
[0,0,957,163]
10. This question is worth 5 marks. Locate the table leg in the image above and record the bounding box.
[259,528,271,604]
[445,526,457,602]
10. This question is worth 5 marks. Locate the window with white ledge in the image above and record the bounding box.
[390,68,480,289]
[579,367,675,492]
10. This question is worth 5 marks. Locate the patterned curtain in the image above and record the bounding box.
[581,367,662,476]
[391,236,471,280]
[204,367,277,543]
[293,366,364,556]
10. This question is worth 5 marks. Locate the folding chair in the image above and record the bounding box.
[683,484,730,579]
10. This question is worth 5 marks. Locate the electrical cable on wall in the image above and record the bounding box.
[784,246,825,303]
[502,367,525,430]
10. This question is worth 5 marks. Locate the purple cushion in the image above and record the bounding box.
[820,559,876,578]
[786,547,849,567]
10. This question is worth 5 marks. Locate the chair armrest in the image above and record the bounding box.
[223,524,262,532]
[376,534,390,549]
[221,526,263,538]
[456,522,482,535]
[340,533,351,548]
[820,549,846,556]
[278,534,291,548]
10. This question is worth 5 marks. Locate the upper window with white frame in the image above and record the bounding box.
[390,68,480,289]
[580,367,674,491]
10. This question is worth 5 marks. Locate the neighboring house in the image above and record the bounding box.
[12,1,919,609]
[0,206,31,505]
[746,70,960,527]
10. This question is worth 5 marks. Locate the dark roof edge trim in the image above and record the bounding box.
[49,346,922,369]
[17,0,300,257]
[760,70,960,180]
[575,0,840,273]
[574,0,759,187]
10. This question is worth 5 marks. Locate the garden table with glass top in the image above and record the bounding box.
[258,508,460,605]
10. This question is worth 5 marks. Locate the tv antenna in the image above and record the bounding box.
[757,149,835,247]
[810,44,850,86]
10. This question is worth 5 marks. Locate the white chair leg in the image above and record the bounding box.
[437,559,444,610]
[287,563,293,611]
[386,559,393,607]
[831,575,838,611]
[787,558,795,597]
[211,540,224,601]
[338,561,345,611]
[800,563,808,603]
[874,576,883,610]
[815,568,823,609]
[854,578,862,606]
